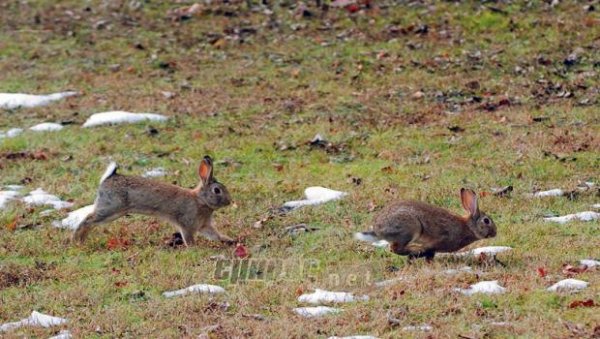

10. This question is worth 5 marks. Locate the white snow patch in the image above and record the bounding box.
[49,330,72,339]
[547,279,588,292]
[453,246,513,257]
[142,167,166,178]
[455,280,506,296]
[490,322,512,327]
[353,232,379,243]
[293,306,341,318]
[4,185,24,191]
[0,91,77,110]
[531,189,564,197]
[162,284,225,298]
[592,204,600,210]
[21,188,74,210]
[402,325,433,332]
[298,289,369,304]
[283,186,347,209]
[371,239,390,248]
[40,209,55,217]
[374,277,404,288]
[544,211,600,224]
[0,128,24,139]
[444,266,473,275]
[470,246,513,256]
[52,204,95,230]
[0,190,21,209]
[0,311,67,333]
[580,259,600,267]
[29,123,63,132]
[83,111,168,128]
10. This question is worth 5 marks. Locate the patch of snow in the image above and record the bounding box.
[455,280,506,296]
[0,128,24,139]
[82,111,168,128]
[453,246,513,258]
[4,184,24,191]
[162,284,225,298]
[547,279,588,292]
[49,330,72,339]
[52,204,95,230]
[283,186,347,210]
[580,259,600,267]
[489,322,511,327]
[0,190,21,209]
[353,232,379,243]
[592,204,600,210]
[444,266,473,275]
[21,188,74,210]
[449,246,513,258]
[293,306,341,318]
[40,209,56,217]
[470,246,513,256]
[29,123,63,132]
[531,189,564,197]
[371,239,390,248]
[142,167,166,178]
[402,324,433,332]
[544,211,600,224]
[298,289,369,304]
[0,91,77,110]
[0,311,67,333]
[374,277,404,288]
[330,0,358,9]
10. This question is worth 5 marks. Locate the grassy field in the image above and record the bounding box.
[1,0,599,337]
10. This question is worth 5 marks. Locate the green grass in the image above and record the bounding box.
[1,1,599,338]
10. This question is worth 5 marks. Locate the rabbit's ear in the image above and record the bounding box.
[198,156,214,184]
[460,188,479,216]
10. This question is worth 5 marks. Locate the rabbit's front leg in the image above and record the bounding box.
[199,218,235,245]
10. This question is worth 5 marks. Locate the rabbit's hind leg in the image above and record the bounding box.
[71,209,125,243]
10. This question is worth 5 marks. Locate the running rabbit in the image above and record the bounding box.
[355,188,496,260]
[72,156,234,246]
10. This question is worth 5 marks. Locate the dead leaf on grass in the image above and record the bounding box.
[107,237,130,250]
[568,299,596,309]
[234,243,249,258]
[562,264,588,277]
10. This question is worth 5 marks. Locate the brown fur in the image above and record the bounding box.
[72,156,234,247]
[364,188,496,260]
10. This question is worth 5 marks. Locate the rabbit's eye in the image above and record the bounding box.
[213,187,221,195]
[482,217,490,225]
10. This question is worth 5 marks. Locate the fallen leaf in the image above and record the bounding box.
[381,166,394,174]
[6,217,18,231]
[106,237,130,250]
[537,267,548,278]
[234,243,248,258]
[114,281,128,288]
[562,264,588,277]
[568,299,596,309]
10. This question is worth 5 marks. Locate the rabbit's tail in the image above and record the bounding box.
[354,231,380,242]
[99,162,118,184]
